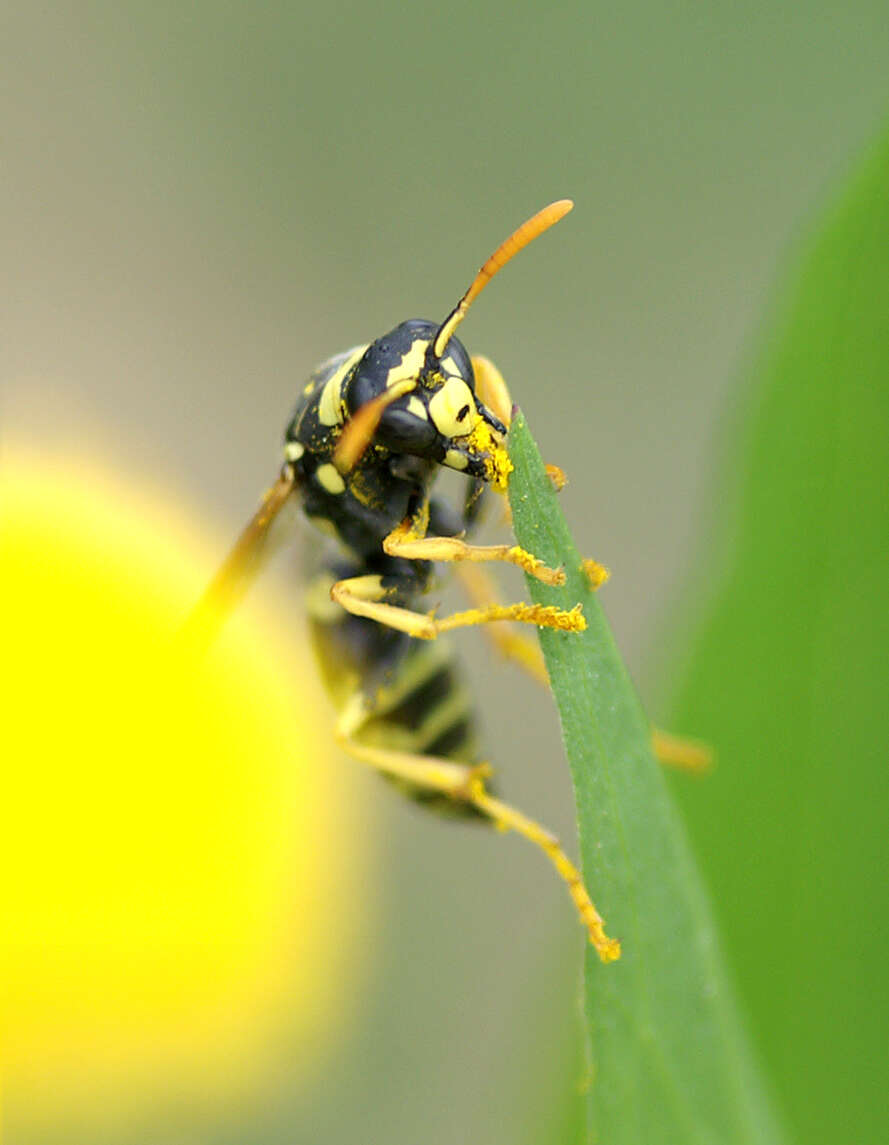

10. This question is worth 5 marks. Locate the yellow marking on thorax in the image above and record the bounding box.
[315,462,346,494]
[318,345,367,426]
[384,338,428,388]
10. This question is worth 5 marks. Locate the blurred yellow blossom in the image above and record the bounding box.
[0,452,372,1134]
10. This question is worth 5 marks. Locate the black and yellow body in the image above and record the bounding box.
[282,321,502,563]
[307,565,482,817]
[286,323,526,816]
[191,202,629,961]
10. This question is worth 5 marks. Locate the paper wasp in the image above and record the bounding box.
[189,201,709,961]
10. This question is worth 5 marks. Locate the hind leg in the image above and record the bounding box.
[335,692,620,962]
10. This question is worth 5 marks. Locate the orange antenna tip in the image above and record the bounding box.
[433,199,574,358]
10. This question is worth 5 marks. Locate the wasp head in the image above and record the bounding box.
[343,319,509,484]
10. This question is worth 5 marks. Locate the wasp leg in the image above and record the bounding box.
[329,574,585,640]
[383,521,565,586]
[581,557,610,589]
[452,557,612,684]
[470,356,515,527]
[471,359,610,564]
[454,565,711,772]
[545,463,568,491]
[335,695,620,961]
[454,564,550,685]
[472,354,513,429]
[471,358,566,491]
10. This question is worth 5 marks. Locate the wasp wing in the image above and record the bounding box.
[182,467,298,652]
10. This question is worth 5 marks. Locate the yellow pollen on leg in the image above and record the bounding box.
[505,545,566,585]
[581,558,610,590]
[545,463,568,491]
[436,601,586,634]
[465,420,513,491]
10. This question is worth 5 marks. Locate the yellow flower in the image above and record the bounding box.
[0,452,372,1133]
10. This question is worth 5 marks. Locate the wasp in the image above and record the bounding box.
[190,202,708,962]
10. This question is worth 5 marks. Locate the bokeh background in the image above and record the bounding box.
[3,4,888,1143]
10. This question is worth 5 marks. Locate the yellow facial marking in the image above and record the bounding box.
[315,462,346,495]
[318,345,367,427]
[444,448,469,471]
[429,378,479,439]
[384,338,428,389]
[407,395,428,421]
[441,355,460,376]
[283,441,305,462]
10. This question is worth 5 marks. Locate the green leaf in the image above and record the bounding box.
[664,128,889,1144]
[507,415,782,1145]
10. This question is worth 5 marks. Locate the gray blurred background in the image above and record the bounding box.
[4,3,887,1142]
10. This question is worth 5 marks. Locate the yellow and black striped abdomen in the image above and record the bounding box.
[306,568,484,814]
[359,641,478,763]
[355,643,484,816]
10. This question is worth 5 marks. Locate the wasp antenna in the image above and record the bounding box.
[432,199,574,359]
[182,467,298,652]
[333,378,417,474]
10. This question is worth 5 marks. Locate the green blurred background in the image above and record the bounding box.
[3,3,888,1143]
